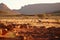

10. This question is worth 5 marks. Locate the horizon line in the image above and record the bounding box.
[0,2,60,10]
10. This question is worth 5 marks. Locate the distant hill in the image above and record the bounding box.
[0,3,20,15]
[0,3,60,16]
[15,3,60,15]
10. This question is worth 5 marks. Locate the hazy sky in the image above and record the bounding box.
[0,0,60,9]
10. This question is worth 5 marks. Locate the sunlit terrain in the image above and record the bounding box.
[0,15,60,40]
[0,2,60,40]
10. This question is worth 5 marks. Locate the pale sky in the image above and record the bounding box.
[0,0,60,9]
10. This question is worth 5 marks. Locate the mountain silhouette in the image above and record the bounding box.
[0,3,10,10]
[16,3,60,15]
[0,3,20,15]
[0,3,60,15]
